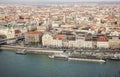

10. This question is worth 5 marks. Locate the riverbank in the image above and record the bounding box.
[0,45,120,61]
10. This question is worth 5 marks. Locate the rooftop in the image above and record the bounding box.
[53,34,66,40]
[27,31,42,35]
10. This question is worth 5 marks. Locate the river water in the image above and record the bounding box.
[0,50,120,77]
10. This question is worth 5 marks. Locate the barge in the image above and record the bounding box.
[68,57,105,63]
[49,54,105,63]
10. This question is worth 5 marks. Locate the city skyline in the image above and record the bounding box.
[0,0,120,4]
[0,1,120,77]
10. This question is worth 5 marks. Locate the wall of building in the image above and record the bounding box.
[97,42,109,48]
[42,33,53,46]
[84,41,93,48]
[52,39,62,47]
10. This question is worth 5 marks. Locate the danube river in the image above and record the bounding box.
[0,50,120,77]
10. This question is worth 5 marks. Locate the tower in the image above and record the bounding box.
[74,7,77,27]
[63,13,66,23]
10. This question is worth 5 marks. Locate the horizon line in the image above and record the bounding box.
[0,1,120,5]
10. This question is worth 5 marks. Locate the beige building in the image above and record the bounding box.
[109,36,120,48]
[68,40,76,48]
[75,33,85,48]
[66,34,76,48]
[25,31,43,45]
[84,41,93,48]
[76,39,85,48]
[97,35,109,48]
[84,34,93,48]
[62,40,69,48]
[37,25,47,31]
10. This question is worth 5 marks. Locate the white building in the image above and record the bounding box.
[75,33,85,48]
[52,39,62,47]
[0,27,16,44]
[97,42,109,48]
[52,34,66,47]
[84,41,93,48]
[68,40,75,48]
[42,32,53,46]
[52,23,59,28]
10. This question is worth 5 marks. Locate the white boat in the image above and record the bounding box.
[99,59,106,62]
[48,54,68,59]
[16,49,26,55]
[48,55,54,58]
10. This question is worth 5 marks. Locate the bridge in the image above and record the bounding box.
[0,35,24,44]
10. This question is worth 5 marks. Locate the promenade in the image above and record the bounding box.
[0,45,64,54]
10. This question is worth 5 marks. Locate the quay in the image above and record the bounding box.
[0,45,120,62]
[0,45,64,54]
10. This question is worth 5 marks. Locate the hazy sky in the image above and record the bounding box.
[0,0,119,4]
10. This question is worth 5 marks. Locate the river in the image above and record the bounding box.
[0,50,120,77]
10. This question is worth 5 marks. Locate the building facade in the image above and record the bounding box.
[42,32,53,47]
[109,36,120,48]
[25,31,42,45]
[97,35,109,48]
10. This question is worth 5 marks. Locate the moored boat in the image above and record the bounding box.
[48,54,68,59]
[68,57,106,63]
[109,58,120,61]
[109,54,120,61]
[16,49,26,55]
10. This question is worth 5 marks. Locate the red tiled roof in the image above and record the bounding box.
[27,31,42,35]
[53,34,65,40]
[15,30,21,34]
[97,36,108,42]
[46,30,52,33]
[104,16,117,20]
